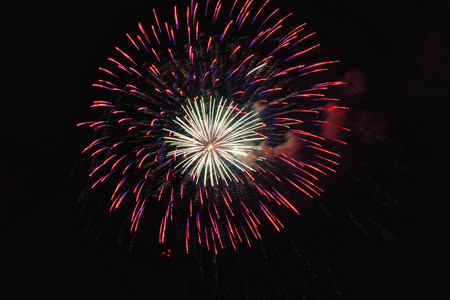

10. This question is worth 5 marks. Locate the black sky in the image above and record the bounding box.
[2,0,448,298]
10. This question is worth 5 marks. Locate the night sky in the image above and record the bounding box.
[2,0,448,298]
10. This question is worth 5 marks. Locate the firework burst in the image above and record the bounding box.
[78,0,347,254]
[164,96,265,187]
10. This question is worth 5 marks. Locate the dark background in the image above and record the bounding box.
[2,0,448,297]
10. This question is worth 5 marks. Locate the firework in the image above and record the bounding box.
[78,0,347,254]
[164,96,265,187]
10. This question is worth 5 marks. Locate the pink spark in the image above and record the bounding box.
[207,36,212,53]
[98,67,117,77]
[220,20,233,42]
[126,33,140,50]
[251,0,269,25]
[115,47,137,66]
[138,22,151,44]
[111,154,127,170]
[257,8,279,31]
[285,44,320,62]
[153,9,162,32]
[136,35,149,52]
[213,0,222,24]
[260,202,283,231]
[151,25,160,45]
[151,48,160,61]
[165,22,171,42]
[174,6,179,29]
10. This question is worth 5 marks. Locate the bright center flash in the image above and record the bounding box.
[164,96,265,186]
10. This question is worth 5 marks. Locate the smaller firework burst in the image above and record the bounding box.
[164,96,265,187]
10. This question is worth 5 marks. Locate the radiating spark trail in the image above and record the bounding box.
[164,97,265,186]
